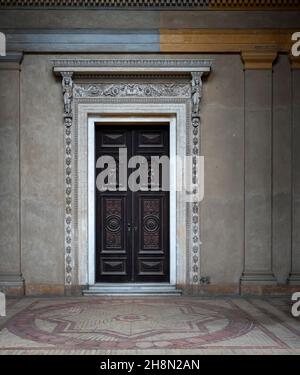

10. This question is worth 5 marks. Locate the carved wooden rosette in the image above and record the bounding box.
[191,72,203,285]
[61,72,74,286]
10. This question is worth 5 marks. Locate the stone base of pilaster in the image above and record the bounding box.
[24,284,85,296]
[240,272,277,285]
[287,273,300,285]
[0,274,25,297]
[240,284,300,296]
[240,271,277,295]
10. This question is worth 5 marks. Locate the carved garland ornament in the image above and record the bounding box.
[61,72,74,286]
[60,74,206,286]
[191,72,202,284]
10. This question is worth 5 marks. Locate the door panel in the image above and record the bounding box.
[101,196,127,253]
[95,124,169,283]
[96,191,132,282]
[134,192,169,282]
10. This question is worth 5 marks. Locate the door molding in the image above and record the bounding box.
[76,103,188,289]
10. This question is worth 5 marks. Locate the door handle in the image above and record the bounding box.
[127,223,131,232]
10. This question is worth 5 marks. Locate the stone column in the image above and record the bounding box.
[288,57,300,285]
[240,51,277,292]
[0,53,24,296]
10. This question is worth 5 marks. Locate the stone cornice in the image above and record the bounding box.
[0,0,299,9]
[160,29,296,53]
[2,29,299,54]
[0,52,23,69]
[53,58,212,76]
[241,51,278,70]
[53,58,212,68]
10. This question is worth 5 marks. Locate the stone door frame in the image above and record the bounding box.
[53,57,211,291]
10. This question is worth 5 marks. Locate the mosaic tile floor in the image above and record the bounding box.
[0,296,299,354]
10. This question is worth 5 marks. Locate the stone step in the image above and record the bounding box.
[83,283,182,296]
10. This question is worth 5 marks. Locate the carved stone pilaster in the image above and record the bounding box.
[288,56,300,285]
[61,72,74,286]
[190,72,203,285]
[240,60,277,289]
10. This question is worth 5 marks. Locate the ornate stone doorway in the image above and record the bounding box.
[53,57,211,293]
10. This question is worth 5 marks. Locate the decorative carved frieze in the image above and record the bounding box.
[74,83,191,98]
[1,0,299,9]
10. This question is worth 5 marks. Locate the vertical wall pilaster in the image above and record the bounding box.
[0,53,24,296]
[272,55,292,284]
[289,57,300,285]
[240,51,277,291]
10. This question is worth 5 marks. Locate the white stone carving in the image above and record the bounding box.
[191,72,202,116]
[191,71,203,284]
[62,73,73,117]
[53,58,212,69]
[61,72,74,286]
[0,291,5,317]
[74,83,190,98]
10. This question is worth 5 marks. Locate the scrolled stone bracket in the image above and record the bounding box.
[190,71,203,285]
[61,71,74,286]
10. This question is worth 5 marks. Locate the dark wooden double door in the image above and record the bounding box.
[95,124,170,283]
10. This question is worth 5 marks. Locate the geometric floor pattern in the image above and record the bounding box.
[0,296,299,354]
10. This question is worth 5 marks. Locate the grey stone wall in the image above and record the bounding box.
[290,66,300,284]
[273,55,293,284]
[0,63,21,289]
[201,54,244,287]
[20,55,65,293]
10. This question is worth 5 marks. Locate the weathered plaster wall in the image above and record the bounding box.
[290,67,300,284]
[0,65,21,282]
[20,55,65,295]
[273,55,292,284]
[200,54,244,290]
